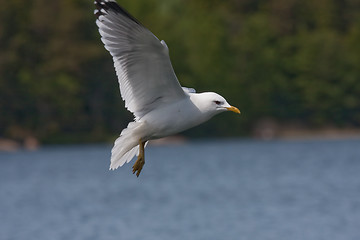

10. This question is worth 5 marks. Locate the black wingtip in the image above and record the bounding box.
[94,0,141,25]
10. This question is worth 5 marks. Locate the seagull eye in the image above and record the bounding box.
[214,100,222,105]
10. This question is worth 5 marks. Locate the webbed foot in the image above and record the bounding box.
[132,140,145,177]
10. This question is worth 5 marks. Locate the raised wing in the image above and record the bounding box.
[95,0,186,119]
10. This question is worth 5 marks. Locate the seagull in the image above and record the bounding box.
[94,0,240,177]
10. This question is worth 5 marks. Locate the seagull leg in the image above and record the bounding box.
[132,139,145,177]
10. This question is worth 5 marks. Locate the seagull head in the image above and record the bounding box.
[193,92,240,116]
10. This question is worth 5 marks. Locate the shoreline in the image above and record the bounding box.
[1,127,360,151]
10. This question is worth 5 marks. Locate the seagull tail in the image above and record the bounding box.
[109,121,145,170]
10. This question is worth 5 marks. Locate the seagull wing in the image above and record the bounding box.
[182,87,196,94]
[95,0,186,119]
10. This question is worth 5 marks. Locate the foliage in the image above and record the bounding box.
[0,0,359,143]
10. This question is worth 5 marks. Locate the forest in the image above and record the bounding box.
[1,0,360,143]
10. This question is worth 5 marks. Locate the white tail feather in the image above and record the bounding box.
[110,122,145,170]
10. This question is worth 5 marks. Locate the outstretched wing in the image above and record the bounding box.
[95,0,186,119]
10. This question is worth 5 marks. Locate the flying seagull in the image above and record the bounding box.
[94,0,240,177]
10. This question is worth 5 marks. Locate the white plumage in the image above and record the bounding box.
[95,1,185,120]
[95,0,240,176]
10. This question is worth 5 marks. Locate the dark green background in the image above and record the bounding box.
[1,0,359,143]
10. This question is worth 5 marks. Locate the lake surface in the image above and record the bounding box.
[1,138,360,240]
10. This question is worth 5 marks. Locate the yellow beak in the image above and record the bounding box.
[226,106,241,114]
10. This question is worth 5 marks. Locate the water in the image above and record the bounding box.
[1,139,360,240]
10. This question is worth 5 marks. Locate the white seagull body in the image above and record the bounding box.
[95,0,240,176]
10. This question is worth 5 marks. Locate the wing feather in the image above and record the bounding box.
[95,0,186,119]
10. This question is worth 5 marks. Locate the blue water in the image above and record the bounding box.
[1,139,360,240]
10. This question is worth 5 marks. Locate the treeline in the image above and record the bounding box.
[1,0,359,143]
